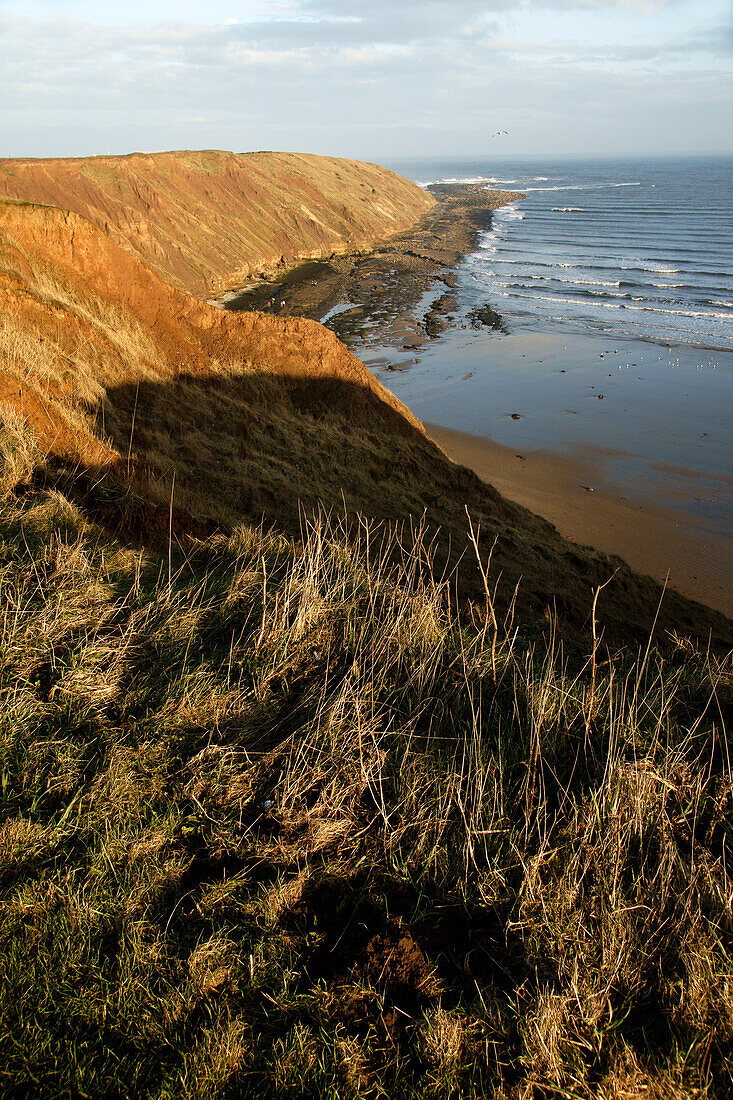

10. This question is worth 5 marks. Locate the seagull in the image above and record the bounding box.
[492,130,508,136]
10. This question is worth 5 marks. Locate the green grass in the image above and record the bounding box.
[1,421,731,1099]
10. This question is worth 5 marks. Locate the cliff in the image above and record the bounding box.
[0,150,434,297]
[0,198,421,454]
[1,197,730,647]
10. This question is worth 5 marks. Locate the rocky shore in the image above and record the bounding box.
[223,183,525,349]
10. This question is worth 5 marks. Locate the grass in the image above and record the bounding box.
[1,417,731,1099]
[0,240,165,392]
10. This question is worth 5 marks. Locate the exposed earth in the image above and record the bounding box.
[0,149,433,297]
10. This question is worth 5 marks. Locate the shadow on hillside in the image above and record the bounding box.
[52,369,730,650]
[98,368,447,521]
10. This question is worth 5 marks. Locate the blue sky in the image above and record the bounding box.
[1,0,731,159]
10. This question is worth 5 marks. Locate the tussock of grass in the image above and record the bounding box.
[0,237,171,469]
[0,407,39,496]
[0,426,731,1098]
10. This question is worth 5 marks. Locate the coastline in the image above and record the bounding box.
[221,177,732,620]
[220,184,525,346]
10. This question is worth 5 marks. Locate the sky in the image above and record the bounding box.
[1,0,731,161]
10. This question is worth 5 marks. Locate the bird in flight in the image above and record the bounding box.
[492,130,508,136]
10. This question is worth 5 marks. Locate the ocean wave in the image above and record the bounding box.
[493,289,730,321]
[486,175,562,185]
[462,171,731,348]
[494,204,525,215]
[509,274,625,288]
[618,279,693,290]
[417,175,501,187]
[556,261,682,276]
[506,292,628,311]
[519,182,642,192]
[519,186,588,192]
[439,175,494,185]
[633,305,733,320]
[504,284,633,301]
[543,314,732,349]
[572,289,631,300]
[498,270,702,296]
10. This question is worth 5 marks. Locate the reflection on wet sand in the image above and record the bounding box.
[427,422,732,617]
[362,325,733,615]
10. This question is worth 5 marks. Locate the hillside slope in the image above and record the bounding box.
[0,150,434,297]
[1,198,731,647]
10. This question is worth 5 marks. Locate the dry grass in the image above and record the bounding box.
[0,405,39,496]
[1,416,731,1098]
[0,239,165,390]
[0,236,170,469]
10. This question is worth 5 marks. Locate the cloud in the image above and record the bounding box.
[0,0,730,158]
[304,0,683,25]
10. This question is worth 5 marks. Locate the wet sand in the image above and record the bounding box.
[428,424,733,617]
[362,325,732,616]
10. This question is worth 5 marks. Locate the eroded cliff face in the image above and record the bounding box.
[2,198,730,648]
[0,200,422,456]
[0,150,434,297]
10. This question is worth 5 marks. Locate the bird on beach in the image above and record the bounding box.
[492,130,508,136]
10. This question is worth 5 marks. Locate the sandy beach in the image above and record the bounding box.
[428,422,733,616]
[363,325,733,615]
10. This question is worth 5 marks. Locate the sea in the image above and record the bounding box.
[358,155,733,551]
[400,155,733,352]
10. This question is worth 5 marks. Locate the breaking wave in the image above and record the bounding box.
[460,162,733,349]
